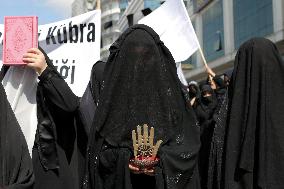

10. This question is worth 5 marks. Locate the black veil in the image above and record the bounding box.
[84,24,200,189]
[94,26,181,146]
[223,38,284,188]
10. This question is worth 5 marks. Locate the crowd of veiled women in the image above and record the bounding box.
[1,24,284,189]
[185,72,228,189]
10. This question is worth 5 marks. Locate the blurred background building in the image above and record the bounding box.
[72,0,284,82]
[72,0,97,16]
[182,0,284,81]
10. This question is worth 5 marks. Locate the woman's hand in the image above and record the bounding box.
[23,48,47,75]
[208,75,217,90]
[129,163,155,176]
[205,65,216,77]
[129,164,143,174]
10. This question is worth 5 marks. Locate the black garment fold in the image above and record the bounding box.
[207,92,228,189]
[79,61,105,134]
[0,83,34,189]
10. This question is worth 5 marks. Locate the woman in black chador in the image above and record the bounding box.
[0,83,34,189]
[208,37,284,189]
[194,84,218,189]
[83,24,201,189]
[22,47,88,189]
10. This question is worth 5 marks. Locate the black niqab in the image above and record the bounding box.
[195,84,218,124]
[223,38,284,188]
[200,85,217,111]
[84,24,200,189]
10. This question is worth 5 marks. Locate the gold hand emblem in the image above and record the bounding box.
[132,124,163,160]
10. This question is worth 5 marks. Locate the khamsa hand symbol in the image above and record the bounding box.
[130,124,163,170]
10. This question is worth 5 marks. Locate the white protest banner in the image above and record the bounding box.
[0,10,101,96]
[138,0,200,63]
[0,10,101,154]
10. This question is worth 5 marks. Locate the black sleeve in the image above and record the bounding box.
[78,82,97,135]
[38,66,79,112]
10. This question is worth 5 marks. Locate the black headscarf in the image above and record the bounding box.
[195,84,218,123]
[84,24,200,189]
[0,83,34,189]
[223,38,284,188]
[200,85,217,110]
[188,81,200,100]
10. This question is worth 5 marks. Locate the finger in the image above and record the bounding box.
[129,164,140,172]
[26,48,41,55]
[208,74,212,78]
[132,130,138,158]
[129,164,142,174]
[25,63,38,70]
[22,57,36,63]
[23,53,38,59]
[143,124,148,144]
[137,125,142,146]
[149,127,154,147]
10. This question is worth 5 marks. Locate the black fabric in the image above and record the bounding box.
[104,21,113,30]
[83,24,200,189]
[194,84,221,189]
[79,61,105,137]
[127,14,134,27]
[0,83,34,189]
[33,48,84,189]
[188,82,200,100]
[181,83,192,108]
[141,8,152,16]
[90,61,105,106]
[78,83,96,137]
[207,92,228,189]
[0,65,10,82]
[223,38,284,188]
